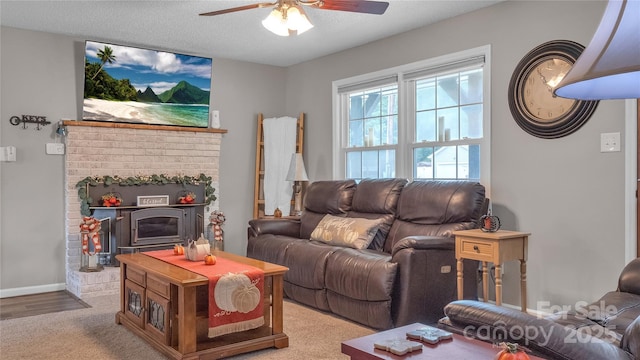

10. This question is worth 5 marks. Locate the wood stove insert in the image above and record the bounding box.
[88,183,205,265]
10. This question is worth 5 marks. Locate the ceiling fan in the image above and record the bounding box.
[199,0,390,36]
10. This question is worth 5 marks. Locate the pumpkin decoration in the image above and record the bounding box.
[173,244,184,255]
[494,342,530,360]
[177,191,196,204]
[184,235,210,261]
[204,253,216,265]
[231,283,261,313]
[480,209,501,232]
[214,273,252,312]
[101,192,122,207]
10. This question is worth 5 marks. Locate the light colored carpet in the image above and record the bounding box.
[0,294,375,359]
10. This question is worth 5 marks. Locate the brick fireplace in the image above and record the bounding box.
[63,121,223,298]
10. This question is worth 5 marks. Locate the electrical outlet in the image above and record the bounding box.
[600,132,621,152]
[46,143,65,155]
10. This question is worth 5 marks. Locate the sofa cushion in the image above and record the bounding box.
[310,214,383,249]
[246,234,300,265]
[282,240,341,290]
[300,180,356,239]
[348,178,407,251]
[588,291,640,338]
[327,290,394,330]
[385,180,485,252]
[281,240,343,311]
[325,248,396,301]
[350,178,406,214]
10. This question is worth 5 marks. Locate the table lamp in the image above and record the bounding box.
[286,153,309,216]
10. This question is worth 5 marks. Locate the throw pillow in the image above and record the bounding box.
[310,214,382,249]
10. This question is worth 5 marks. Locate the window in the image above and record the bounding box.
[345,84,398,179]
[333,46,490,186]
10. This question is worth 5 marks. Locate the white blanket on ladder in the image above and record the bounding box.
[263,116,297,216]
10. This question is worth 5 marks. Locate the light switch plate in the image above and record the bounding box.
[600,132,620,152]
[209,110,220,128]
[46,143,65,155]
[0,146,16,162]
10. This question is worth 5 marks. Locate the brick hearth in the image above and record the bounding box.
[63,121,223,298]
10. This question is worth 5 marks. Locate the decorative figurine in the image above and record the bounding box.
[206,210,226,251]
[480,209,501,232]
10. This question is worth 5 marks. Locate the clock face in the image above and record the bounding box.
[508,40,600,139]
[522,58,576,122]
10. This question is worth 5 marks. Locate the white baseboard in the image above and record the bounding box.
[0,283,66,298]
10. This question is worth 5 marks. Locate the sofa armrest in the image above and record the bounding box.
[621,315,640,359]
[248,218,301,238]
[390,235,454,257]
[618,257,640,295]
[444,300,634,360]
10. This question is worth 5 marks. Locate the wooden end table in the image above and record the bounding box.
[453,229,530,311]
[115,250,289,359]
[341,323,545,360]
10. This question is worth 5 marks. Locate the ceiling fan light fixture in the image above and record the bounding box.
[262,8,290,36]
[286,5,314,35]
[262,3,314,36]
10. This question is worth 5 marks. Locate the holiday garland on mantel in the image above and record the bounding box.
[75,173,216,216]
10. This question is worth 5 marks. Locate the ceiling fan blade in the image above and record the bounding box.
[309,0,389,15]
[199,2,276,16]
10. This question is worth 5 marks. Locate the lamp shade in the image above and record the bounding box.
[554,0,640,100]
[286,153,309,182]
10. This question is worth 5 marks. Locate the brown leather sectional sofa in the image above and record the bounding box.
[441,257,640,359]
[247,178,487,329]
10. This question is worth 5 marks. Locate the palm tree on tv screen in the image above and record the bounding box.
[91,46,116,80]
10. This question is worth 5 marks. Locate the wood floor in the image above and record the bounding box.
[0,291,90,320]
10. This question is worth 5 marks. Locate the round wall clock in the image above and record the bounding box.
[508,40,599,139]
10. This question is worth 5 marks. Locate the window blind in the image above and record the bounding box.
[402,55,485,80]
[337,75,398,94]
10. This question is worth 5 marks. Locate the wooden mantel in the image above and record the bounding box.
[62,120,227,133]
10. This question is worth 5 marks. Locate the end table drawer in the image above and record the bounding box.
[459,240,493,260]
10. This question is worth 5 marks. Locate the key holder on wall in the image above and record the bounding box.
[9,114,51,130]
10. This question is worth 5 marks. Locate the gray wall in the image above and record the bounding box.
[0,1,634,311]
[284,1,631,309]
[0,26,287,294]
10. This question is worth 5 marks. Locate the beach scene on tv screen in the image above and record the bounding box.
[83,40,212,127]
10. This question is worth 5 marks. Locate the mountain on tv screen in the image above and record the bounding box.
[83,40,212,128]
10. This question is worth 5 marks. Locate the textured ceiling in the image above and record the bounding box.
[0,1,503,67]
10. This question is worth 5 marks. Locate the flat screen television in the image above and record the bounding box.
[83,40,212,128]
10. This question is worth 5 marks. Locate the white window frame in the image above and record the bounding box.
[332,45,491,191]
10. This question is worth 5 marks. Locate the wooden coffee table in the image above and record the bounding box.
[115,250,289,360]
[342,323,545,360]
